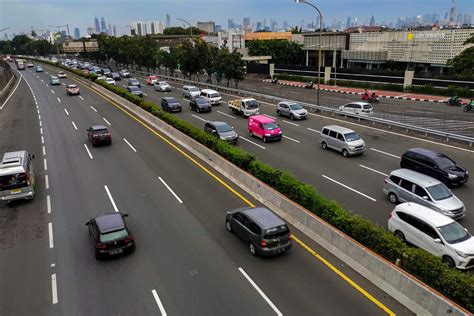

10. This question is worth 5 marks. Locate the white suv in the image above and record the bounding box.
[388,202,474,269]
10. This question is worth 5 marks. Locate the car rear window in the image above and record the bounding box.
[363,104,372,110]
[100,229,128,243]
[263,225,289,239]
[93,129,109,134]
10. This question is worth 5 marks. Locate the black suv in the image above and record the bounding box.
[204,121,238,145]
[189,97,211,113]
[87,125,112,146]
[400,148,469,186]
[161,97,182,112]
[86,212,135,259]
[226,207,292,256]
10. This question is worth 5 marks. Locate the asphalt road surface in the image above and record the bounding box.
[0,64,413,315]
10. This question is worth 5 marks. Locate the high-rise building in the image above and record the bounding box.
[131,21,164,35]
[283,21,289,30]
[73,27,80,39]
[166,14,171,28]
[215,25,222,33]
[464,14,473,25]
[227,19,234,30]
[369,15,375,26]
[346,17,351,29]
[243,18,250,28]
[449,0,456,23]
[113,26,117,37]
[433,13,440,23]
[101,17,107,33]
[270,20,277,32]
[94,17,100,33]
[108,23,112,35]
[197,21,216,33]
[87,27,94,36]
[256,22,262,31]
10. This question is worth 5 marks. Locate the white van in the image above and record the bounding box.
[0,151,36,202]
[320,125,366,157]
[200,89,222,105]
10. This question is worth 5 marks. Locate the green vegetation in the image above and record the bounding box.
[447,33,474,80]
[34,58,474,312]
[247,39,305,65]
[0,34,57,56]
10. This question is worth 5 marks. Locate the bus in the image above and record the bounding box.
[16,59,25,70]
[0,151,36,202]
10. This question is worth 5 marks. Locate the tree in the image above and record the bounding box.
[447,33,474,79]
[247,39,305,65]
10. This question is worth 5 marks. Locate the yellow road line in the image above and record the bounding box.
[67,70,395,316]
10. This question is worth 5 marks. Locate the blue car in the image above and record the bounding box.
[50,76,60,85]
[36,66,44,72]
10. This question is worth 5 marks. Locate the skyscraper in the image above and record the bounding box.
[113,26,117,37]
[346,17,351,29]
[108,23,112,35]
[243,18,250,28]
[94,17,100,33]
[449,0,456,23]
[433,13,440,23]
[74,27,80,39]
[87,27,94,36]
[464,14,472,25]
[228,19,234,30]
[369,15,375,26]
[101,17,107,33]
[283,21,289,30]
[256,22,262,31]
[166,14,171,28]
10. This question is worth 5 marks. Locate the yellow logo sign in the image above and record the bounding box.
[407,33,414,41]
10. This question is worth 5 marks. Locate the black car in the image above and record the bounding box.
[400,148,469,186]
[204,121,238,144]
[87,125,112,146]
[127,85,144,97]
[226,207,292,256]
[161,97,182,112]
[190,97,211,113]
[103,68,112,76]
[86,212,135,259]
[127,78,141,87]
[110,72,121,80]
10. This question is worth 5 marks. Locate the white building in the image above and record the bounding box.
[218,30,245,52]
[131,21,164,36]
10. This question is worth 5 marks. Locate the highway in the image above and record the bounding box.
[0,64,413,315]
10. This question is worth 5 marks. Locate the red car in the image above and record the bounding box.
[147,75,158,85]
[66,84,80,95]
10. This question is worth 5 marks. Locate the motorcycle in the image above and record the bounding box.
[361,93,380,103]
[463,100,474,112]
[447,96,463,107]
[271,77,279,84]
[304,82,314,89]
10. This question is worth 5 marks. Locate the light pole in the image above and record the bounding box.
[295,0,323,106]
[176,18,193,39]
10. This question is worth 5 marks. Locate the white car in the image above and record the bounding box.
[105,78,116,86]
[388,202,474,270]
[58,71,67,78]
[338,102,373,115]
[97,75,106,81]
[154,81,171,92]
[183,85,200,99]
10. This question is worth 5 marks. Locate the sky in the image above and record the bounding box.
[0,0,473,37]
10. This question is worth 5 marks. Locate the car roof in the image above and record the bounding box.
[50,76,58,78]
[405,148,448,160]
[249,115,274,123]
[390,168,442,187]
[395,202,453,227]
[279,100,298,105]
[67,84,78,88]
[95,213,125,233]
[194,97,208,102]
[158,81,168,84]
[90,125,108,131]
[201,89,218,93]
[184,85,197,89]
[148,75,157,78]
[163,96,177,102]
[346,101,372,106]
[322,125,356,134]
[209,121,228,127]
[242,207,286,230]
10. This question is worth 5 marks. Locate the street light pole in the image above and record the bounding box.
[176,18,193,39]
[295,0,323,106]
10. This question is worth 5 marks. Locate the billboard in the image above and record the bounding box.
[62,41,99,53]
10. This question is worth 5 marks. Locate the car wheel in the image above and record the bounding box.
[249,242,257,256]
[394,230,405,242]
[442,256,456,269]
[290,114,294,120]
[342,149,349,157]
[276,110,281,116]
[226,221,232,232]
[197,108,200,113]
[388,193,398,204]
[321,141,327,150]
[263,137,267,143]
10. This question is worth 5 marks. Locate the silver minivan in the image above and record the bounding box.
[383,169,465,219]
[320,125,366,157]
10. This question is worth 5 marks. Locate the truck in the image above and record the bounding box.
[228,98,260,117]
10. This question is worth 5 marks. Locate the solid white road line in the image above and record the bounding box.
[217,110,236,119]
[283,135,301,143]
[191,114,208,123]
[51,274,58,304]
[0,73,22,110]
[47,195,51,214]
[64,108,69,116]
[322,175,376,202]
[151,289,167,316]
[123,138,137,152]
[90,105,98,112]
[44,158,48,171]
[48,222,54,248]
[41,136,45,144]
[84,144,93,159]
[103,117,111,125]
[307,128,321,134]
[57,97,61,103]
[158,177,183,204]
[42,145,46,156]
[370,148,400,159]
[283,120,300,127]
[51,89,55,94]
[263,114,277,119]
[240,136,266,149]
[71,121,78,130]
[359,164,388,177]
[104,185,119,212]
[238,267,282,316]
[45,175,49,189]
[78,95,84,101]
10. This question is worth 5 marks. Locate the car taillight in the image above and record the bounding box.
[260,240,267,247]
[96,242,106,249]
[125,235,134,243]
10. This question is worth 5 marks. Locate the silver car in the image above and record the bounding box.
[154,81,171,92]
[383,169,465,219]
[320,125,366,157]
[183,85,200,99]
[276,101,308,120]
[338,102,373,115]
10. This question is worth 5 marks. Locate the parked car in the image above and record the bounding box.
[50,76,60,85]
[119,69,131,78]
[200,89,221,105]
[248,115,282,143]
[160,97,182,112]
[190,97,211,113]
[338,102,373,115]
[154,81,171,92]
[320,125,366,157]
[383,168,465,220]
[204,121,238,144]
[127,78,141,87]
[57,71,67,78]
[35,65,43,72]
[87,125,112,146]
[105,78,116,86]
[400,148,469,187]
[126,85,144,97]
[388,202,474,269]
[110,72,121,81]
[183,85,201,99]
[147,75,158,85]
[276,101,308,120]
[226,206,292,256]
[85,212,135,259]
[66,84,80,95]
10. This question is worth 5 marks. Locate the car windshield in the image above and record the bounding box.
[215,123,233,133]
[288,103,303,110]
[264,122,279,130]
[130,79,138,83]
[100,228,128,243]
[129,86,139,92]
[196,99,209,105]
[438,222,470,244]
[68,85,77,88]
[189,87,199,92]
[435,157,456,169]
[210,93,220,98]
[245,100,259,109]
[426,183,453,201]
[344,132,361,142]
[167,98,178,104]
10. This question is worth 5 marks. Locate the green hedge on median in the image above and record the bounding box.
[33,58,474,312]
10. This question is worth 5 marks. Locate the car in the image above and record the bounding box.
[105,78,116,86]
[102,68,112,76]
[338,102,373,115]
[400,148,469,187]
[248,115,282,143]
[189,97,211,113]
[160,97,182,112]
[200,89,221,105]
[66,84,80,95]
[204,121,238,144]
[119,69,131,78]
[147,75,158,85]
[85,212,135,259]
[154,81,171,92]
[35,65,44,72]
[276,101,308,120]
[126,85,144,97]
[82,69,90,75]
[127,78,141,87]
[225,206,292,256]
[388,202,474,269]
[50,76,60,85]
[110,72,121,80]
[26,61,34,68]
[320,125,366,157]
[183,85,200,99]
[57,71,67,78]
[97,75,106,81]
[383,169,465,220]
[87,125,112,146]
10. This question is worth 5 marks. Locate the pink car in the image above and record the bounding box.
[248,115,282,143]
